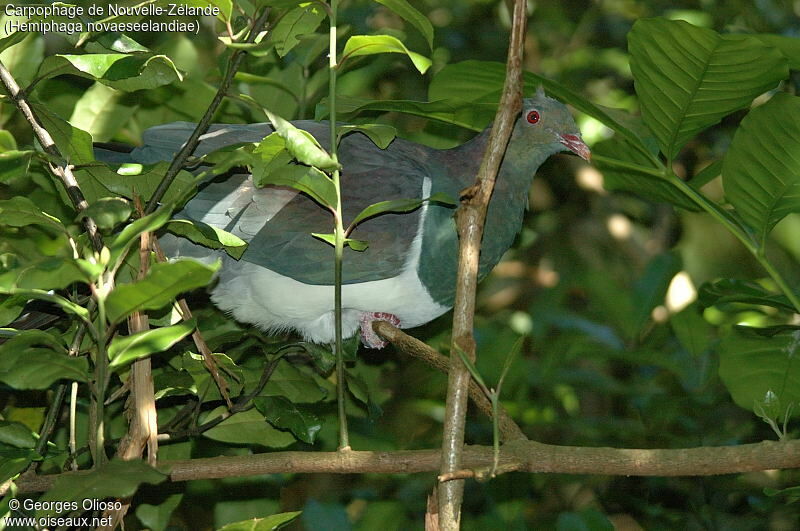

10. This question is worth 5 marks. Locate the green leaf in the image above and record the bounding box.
[108,205,173,267]
[135,493,183,531]
[270,4,325,57]
[108,319,196,368]
[254,164,337,210]
[698,278,796,313]
[0,331,88,389]
[592,139,698,210]
[218,512,302,531]
[0,446,39,484]
[0,295,26,327]
[336,124,397,149]
[254,396,322,444]
[36,54,182,92]
[263,110,339,170]
[70,82,135,142]
[78,197,131,230]
[0,150,33,182]
[105,260,219,323]
[754,34,800,70]
[165,219,248,259]
[348,194,453,230]
[374,0,434,49]
[202,407,297,448]
[77,163,196,206]
[33,104,95,165]
[0,196,65,233]
[341,35,431,74]
[723,93,800,243]
[670,303,713,357]
[628,18,788,160]
[0,257,91,291]
[36,458,167,517]
[0,421,37,449]
[718,327,800,418]
[261,361,326,403]
[311,233,369,251]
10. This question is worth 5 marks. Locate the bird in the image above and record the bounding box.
[95,90,589,348]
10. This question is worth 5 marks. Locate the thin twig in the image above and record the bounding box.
[144,7,271,214]
[438,0,528,527]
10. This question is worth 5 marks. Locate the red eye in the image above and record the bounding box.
[526,110,540,124]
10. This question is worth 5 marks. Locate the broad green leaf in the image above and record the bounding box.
[108,319,196,368]
[688,159,722,190]
[348,193,455,230]
[0,257,91,291]
[105,260,219,323]
[36,54,182,92]
[374,0,434,49]
[135,494,183,531]
[279,342,335,373]
[166,219,248,259]
[0,446,39,484]
[70,82,135,142]
[270,4,325,57]
[218,512,302,531]
[0,289,88,320]
[0,150,33,182]
[0,31,43,86]
[261,361,326,403]
[0,295,26,327]
[698,278,796,313]
[336,124,397,149]
[78,197,131,230]
[181,351,243,401]
[719,327,800,418]
[77,163,196,206]
[184,0,232,21]
[556,509,615,531]
[253,164,337,210]
[754,34,800,70]
[723,93,800,243]
[0,196,65,232]
[0,421,36,449]
[341,35,431,74]
[592,139,699,211]
[37,458,167,517]
[629,18,788,160]
[254,396,322,444]
[670,303,713,357]
[33,104,95,165]
[0,332,88,389]
[202,407,297,447]
[108,205,173,267]
[263,110,339,170]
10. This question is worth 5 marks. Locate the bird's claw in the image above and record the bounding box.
[359,312,401,349]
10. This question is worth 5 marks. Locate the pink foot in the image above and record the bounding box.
[359,312,401,349]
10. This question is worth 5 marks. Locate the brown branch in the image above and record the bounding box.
[12,439,800,494]
[0,61,103,253]
[438,0,528,526]
[373,321,527,442]
[144,7,271,214]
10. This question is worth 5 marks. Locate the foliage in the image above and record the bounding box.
[0,0,798,529]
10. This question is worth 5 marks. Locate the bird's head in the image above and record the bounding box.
[515,88,591,162]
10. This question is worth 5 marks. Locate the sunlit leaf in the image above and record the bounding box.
[0,331,88,389]
[108,319,196,368]
[105,260,219,323]
[166,219,248,259]
[253,164,336,210]
[341,35,431,74]
[36,53,183,92]
[217,512,302,531]
[108,205,173,267]
[374,0,434,49]
[270,4,325,57]
[336,124,397,149]
[79,197,131,230]
[263,110,339,170]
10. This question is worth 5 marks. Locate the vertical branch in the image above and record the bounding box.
[437,0,528,528]
[328,0,350,451]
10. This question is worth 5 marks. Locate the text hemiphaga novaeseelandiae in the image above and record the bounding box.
[96,92,589,348]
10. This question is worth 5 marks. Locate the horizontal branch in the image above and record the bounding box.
[14,438,800,493]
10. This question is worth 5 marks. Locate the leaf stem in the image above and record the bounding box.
[328,0,349,451]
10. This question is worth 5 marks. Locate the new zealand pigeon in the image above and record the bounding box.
[95,91,589,348]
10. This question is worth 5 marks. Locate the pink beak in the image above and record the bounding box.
[559,133,591,161]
